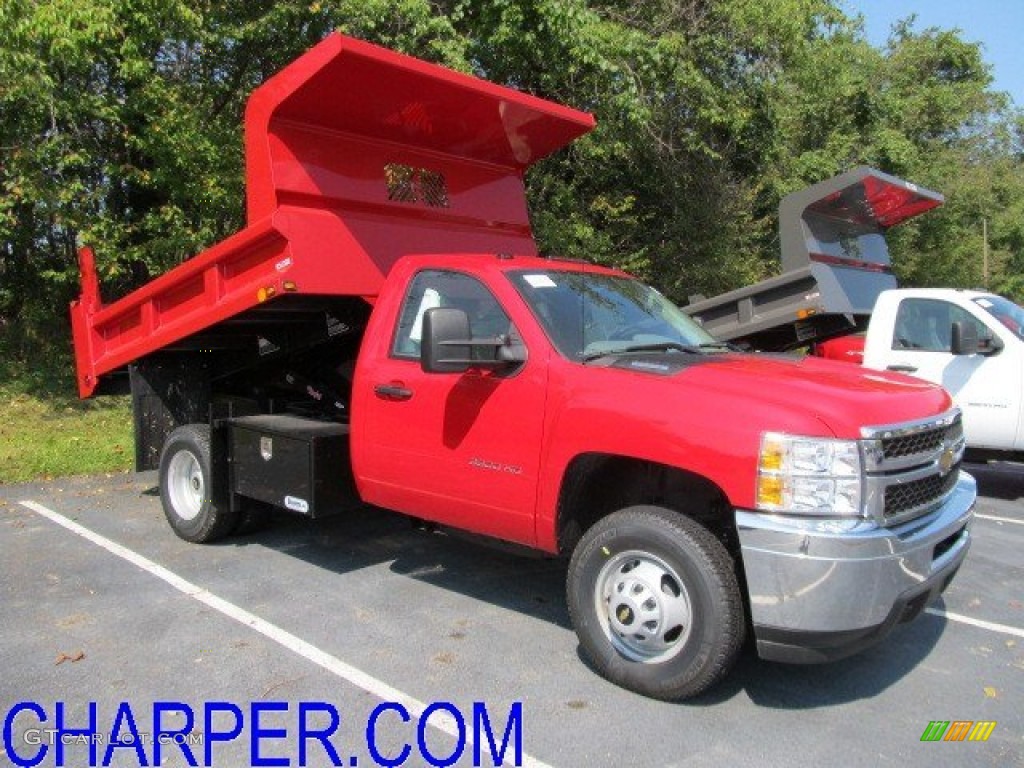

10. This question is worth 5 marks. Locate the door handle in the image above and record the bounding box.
[374,383,413,401]
[887,364,918,373]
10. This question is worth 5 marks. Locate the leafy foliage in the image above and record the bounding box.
[1,0,1022,369]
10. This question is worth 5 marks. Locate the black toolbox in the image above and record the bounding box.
[226,414,358,517]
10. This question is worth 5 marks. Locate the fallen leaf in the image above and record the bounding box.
[984,686,998,699]
[55,651,85,665]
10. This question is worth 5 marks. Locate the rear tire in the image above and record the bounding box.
[158,424,237,543]
[567,505,745,700]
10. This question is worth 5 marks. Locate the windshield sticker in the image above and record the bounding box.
[524,274,557,288]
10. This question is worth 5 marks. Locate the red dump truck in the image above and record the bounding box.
[71,34,975,700]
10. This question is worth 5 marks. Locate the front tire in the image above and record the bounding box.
[567,506,745,700]
[158,424,237,543]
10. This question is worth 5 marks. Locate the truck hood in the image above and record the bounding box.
[607,351,953,437]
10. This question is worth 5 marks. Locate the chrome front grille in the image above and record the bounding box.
[883,461,961,517]
[862,410,965,526]
[879,416,963,461]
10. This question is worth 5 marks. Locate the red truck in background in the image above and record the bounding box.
[813,333,866,363]
[71,34,975,700]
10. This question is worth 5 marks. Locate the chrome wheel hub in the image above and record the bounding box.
[167,450,204,522]
[595,551,693,663]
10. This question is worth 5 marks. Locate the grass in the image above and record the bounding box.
[0,350,133,484]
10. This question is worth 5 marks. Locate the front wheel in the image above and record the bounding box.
[158,424,237,543]
[567,506,745,700]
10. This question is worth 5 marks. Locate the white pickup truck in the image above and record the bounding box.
[859,288,1024,459]
[810,287,1024,459]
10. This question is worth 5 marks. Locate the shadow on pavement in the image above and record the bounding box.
[224,502,572,630]
[696,607,947,709]
[214,494,950,710]
[963,461,1023,503]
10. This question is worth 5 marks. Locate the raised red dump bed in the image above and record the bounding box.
[71,34,594,397]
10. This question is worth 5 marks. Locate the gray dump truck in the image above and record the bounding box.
[685,166,943,350]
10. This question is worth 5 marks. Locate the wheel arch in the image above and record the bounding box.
[556,453,741,561]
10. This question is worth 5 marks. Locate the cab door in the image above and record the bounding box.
[354,268,547,546]
[884,296,1021,450]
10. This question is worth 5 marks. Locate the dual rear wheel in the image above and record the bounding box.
[158,424,238,543]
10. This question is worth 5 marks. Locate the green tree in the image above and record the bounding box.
[763,12,1024,299]
[2,0,1022,371]
[0,0,467,356]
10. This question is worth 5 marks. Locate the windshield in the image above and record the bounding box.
[970,296,1024,342]
[508,269,717,361]
[973,294,1024,340]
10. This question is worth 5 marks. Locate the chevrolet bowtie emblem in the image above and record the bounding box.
[938,446,955,475]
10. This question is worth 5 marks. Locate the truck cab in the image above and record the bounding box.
[863,288,1024,457]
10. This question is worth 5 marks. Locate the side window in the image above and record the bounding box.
[391,270,515,360]
[949,304,992,350]
[892,299,989,352]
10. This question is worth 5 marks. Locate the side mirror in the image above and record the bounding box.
[950,321,978,356]
[422,308,472,373]
[978,331,1004,356]
[421,308,527,374]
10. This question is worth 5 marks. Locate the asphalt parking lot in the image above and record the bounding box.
[1,463,1021,767]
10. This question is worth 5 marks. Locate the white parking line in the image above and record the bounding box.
[925,607,1024,639]
[19,499,553,768]
[975,513,1024,526]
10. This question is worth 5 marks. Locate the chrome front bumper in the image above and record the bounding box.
[736,472,975,663]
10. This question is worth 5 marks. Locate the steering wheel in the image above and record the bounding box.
[610,320,661,341]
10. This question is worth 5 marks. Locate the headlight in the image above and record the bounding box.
[756,432,864,517]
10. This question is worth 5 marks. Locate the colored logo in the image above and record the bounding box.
[921,721,997,742]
